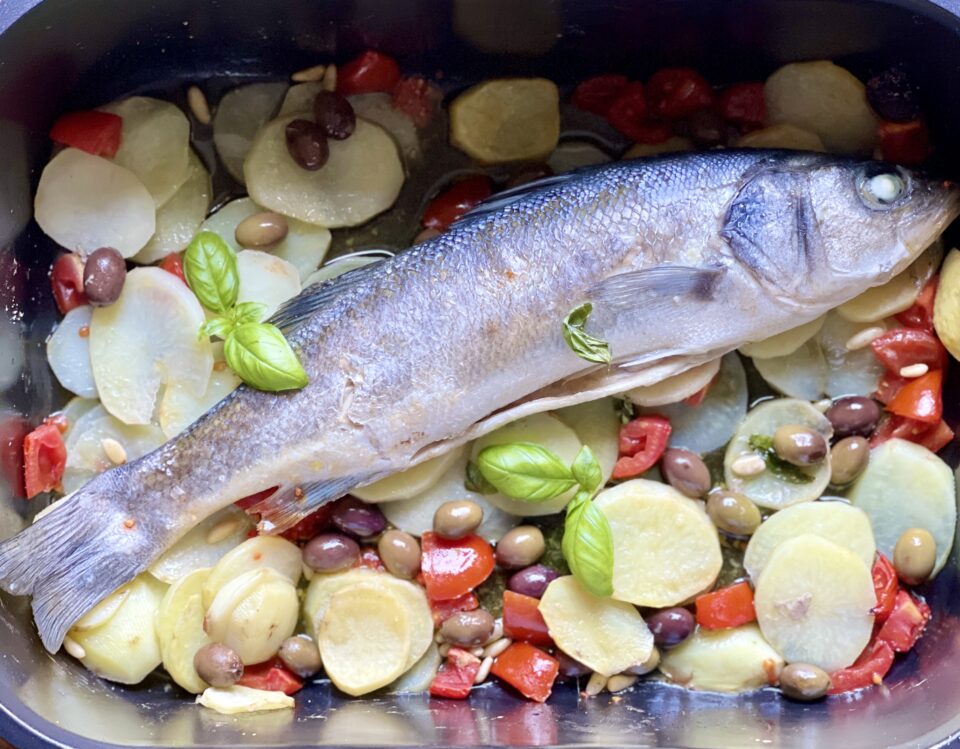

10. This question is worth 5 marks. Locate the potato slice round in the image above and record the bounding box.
[158,368,241,439]
[349,93,422,163]
[838,243,942,323]
[847,438,956,575]
[725,398,833,509]
[755,534,875,671]
[934,248,960,360]
[319,580,412,696]
[278,82,321,117]
[68,573,167,684]
[623,136,693,158]
[47,305,97,398]
[305,250,392,286]
[659,623,784,692]
[554,398,621,485]
[387,642,441,694]
[744,501,875,583]
[157,568,212,694]
[100,96,192,206]
[90,267,212,424]
[735,124,825,151]
[539,575,654,676]
[594,480,722,607]
[303,568,377,640]
[547,140,611,174]
[764,61,879,154]
[71,585,130,632]
[739,315,826,360]
[203,535,302,608]
[236,249,301,318]
[627,359,721,407]
[213,82,288,184]
[149,506,253,584]
[245,116,404,228]
[352,446,466,503]
[450,78,560,164]
[471,412,583,516]
[35,148,156,257]
[197,685,294,714]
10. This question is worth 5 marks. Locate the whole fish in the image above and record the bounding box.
[1,150,956,652]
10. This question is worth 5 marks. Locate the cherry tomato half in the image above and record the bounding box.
[23,422,66,499]
[422,175,493,231]
[646,68,715,120]
[49,110,123,158]
[338,50,401,96]
[886,369,943,424]
[392,76,442,128]
[51,253,88,314]
[718,82,765,131]
[571,74,630,117]
[612,415,672,480]
[870,328,948,374]
[421,531,495,601]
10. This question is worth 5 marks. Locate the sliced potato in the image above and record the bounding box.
[349,93,422,163]
[213,82,288,184]
[540,575,654,676]
[58,396,99,437]
[245,116,404,228]
[847,438,956,575]
[47,305,97,398]
[157,367,241,439]
[594,480,722,607]
[303,567,377,640]
[387,642,441,694]
[305,250,393,286]
[554,398,620,485]
[623,136,693,158]
[471,412,582,516]
[197,685,294,714]
[838,243,942,323]
[450,78,560,164]
[71,585,130,632]
[133,152,212,264]
[735,124,825,152]
[659,623,784,692]
[724,398,833,509]
[202,535,302,608]
[547,140,611,173]
[739,315,826,359]
[278,82,321,117]
[352,446,466,503]
[100,96,192,205]
[755,534,874,671]
[627,359,721,407]
[149,506,253,584]
[934,248,960,360]
[764,61,878,154]
[35,148,156,257]
[319,580,412,696]
[157,568,211,694]
[744,501,875,583]
[236,249,301,318]
[90,267,212,424]
[68,573,166,684]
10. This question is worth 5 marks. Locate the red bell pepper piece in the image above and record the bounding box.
[337,50,401,96]
[877,590,930,652]
[237,658,304,695]
[871,554,899,624]
[606,83,674,144]
[49,110,123,158]
[430,591,479,626]
[421,531,495,601]
[879,119,931,165]
[421,175,493,232]
[571,74,630,117]
[886,369,943,424]
[828,639,895,694]
[612,415,672,480]
[50,253,88,314]
[875,372,909,405]
[718,82,765,131]
[695,581,756,629]
[429,647,482,699]
[23,422,67,499]
[392,76,442,128]
[159,253,187,284]
[870,328,948,375]
[871,414,955,452]
[896,276,938,331]
[502,591,553,647]
[646,68,715,120]
[490,642,559,703]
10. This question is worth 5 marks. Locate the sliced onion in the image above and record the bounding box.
[47,305,97,398]
[236,250,301,318]
[213,82,288,184]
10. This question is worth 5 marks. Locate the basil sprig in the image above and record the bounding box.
[185,231,308,392]
[562,302,611,365]
[475,442,614,597]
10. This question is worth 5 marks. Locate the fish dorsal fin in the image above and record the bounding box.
[590,264,726,311]
[451,171,576,227]
[245,474,380,534]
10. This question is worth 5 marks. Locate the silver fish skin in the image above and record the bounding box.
[1,150,956,652]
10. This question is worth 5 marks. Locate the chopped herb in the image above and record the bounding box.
[475,568,508,617]
[747,434,814,484]
[562,302,612,365]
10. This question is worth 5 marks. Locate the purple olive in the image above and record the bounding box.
[556,651,591,680]
[313,91,356,140]
[303,532,359,572]
[330,496,386,537]
[825,397,881,439]
[866,68,921,123]
[646,607,695,648]
[285,118,329,170]
[507,564,559,599]
[82,247,126,306]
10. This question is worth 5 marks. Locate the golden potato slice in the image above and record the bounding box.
[352,446,466,503]
[539,576,653,676]
[838,243,942,323]
[149,506,252,583]
[450,78,560,163]
[739,315,826,359]
[319,581,412,696]
[623,136,693,159]
[755,534,875,671]
[934,248,960,360]
[197,685,294,714]
[554,397,621,485]
[203,535,302,607]
[660,623,783,692]
[388,643,442,694]
[626,358,721,406]
[71,585,130,632]
[735,124,825,152]
[157,568,212,694]
[303,568,377,640]
[593,480,722,607]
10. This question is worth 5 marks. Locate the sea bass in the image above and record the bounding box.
[1,150,957,652]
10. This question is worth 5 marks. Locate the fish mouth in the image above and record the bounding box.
[901,179,960,254]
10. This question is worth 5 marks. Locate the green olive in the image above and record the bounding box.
[433,500,484,540]
[278,634,322,678]
[193,643,243,687]
[496,526,545,569]
[377,530,421,579]
[779,662,830,701]
[830,436,869,485]
[706,490,761,536]
[773,424,828,466]
[893,527,936,585]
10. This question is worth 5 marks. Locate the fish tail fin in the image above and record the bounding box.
[249,475,378,534]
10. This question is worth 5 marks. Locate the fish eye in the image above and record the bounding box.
[858,168,908,209]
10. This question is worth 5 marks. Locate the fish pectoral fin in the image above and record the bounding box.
[247,475,379,534]
[589,264,726,311]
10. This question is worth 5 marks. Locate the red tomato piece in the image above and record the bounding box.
[718,82,765,131]
[234,487,278,512]
[356,546,386,572]
[887,369,943,424]
[338,50,401,96]
[828,639,895,694]
[429,647,482,699]
[877,590,930,652]
[279,503,335,542]
[916,419,955,452]
[23,423,67,499]
[49,110,123,158]
[571,74,630,117]
[502,591,553,647]
[879,119,931,165]
[490,642,559,703]
[421,531,495,601]
[875,372,909,405]
[896,275,938,331]
[646,68,715,120]
[871,414,952,450]
[870,328,948,374]
[430,591,479,626]
[237,658,304,695]
[392,76,442,128]
[606,83,673,144]
[695,581,756,629]
[871,554,899,624]
[422,175,493,232]
[612,415,672,480]
[51,253,88,314]
[159,253,187,284]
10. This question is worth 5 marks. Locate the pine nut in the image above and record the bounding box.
[584,672,607,696]
[469,646,485,658]
[187,85,211,125]
[845,326,885,351]
[322,64,337,92]
[206,517,241,545]
[474,656,493,684]
[438,642,451,657]
[101,438,127,465]
[606,674,638,693]
[731,453,765,477]
[899,363,929,378]
[63,636,86,660]
[434,631,445,644]
[482,637,512,659]
[292,63,326,82]
[813,398,832,413]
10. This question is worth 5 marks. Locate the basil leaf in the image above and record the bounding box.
[200,316,233,341]
[224,322,308,392]
[465,460,497,494]
[476,442,577,501]
[561,491,590,564]
[571,445,603,493]
[232,301,267,326]
[747,434,814,485]
[184,231,239,314]
[562,302,611,365]
[563,493,614,597]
